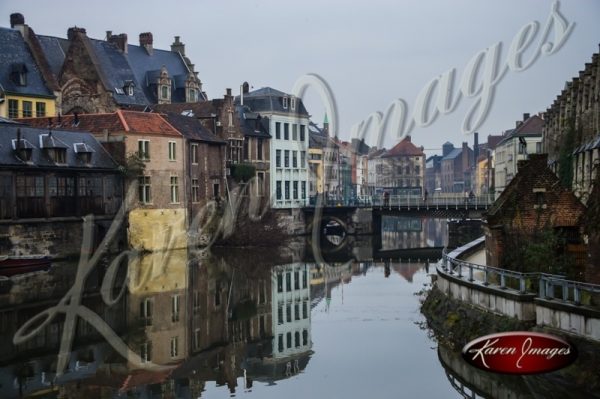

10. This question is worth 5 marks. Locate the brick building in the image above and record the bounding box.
[542,46,600,203]
[483,154,586,271]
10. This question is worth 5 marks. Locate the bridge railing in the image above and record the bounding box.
[441,246,600,308]
[307,193,495,208]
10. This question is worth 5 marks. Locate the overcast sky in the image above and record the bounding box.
[2,0,599,155]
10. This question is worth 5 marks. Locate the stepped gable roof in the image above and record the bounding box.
[0,120,117,169]
[381,136,424,158]
[485,153,585,230]
[0,27,54,97]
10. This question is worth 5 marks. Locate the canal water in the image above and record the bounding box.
[3,216,579,398]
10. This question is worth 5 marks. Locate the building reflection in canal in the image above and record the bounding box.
[381,216,448,250]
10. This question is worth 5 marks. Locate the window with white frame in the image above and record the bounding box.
[170,336,178,358]
[283,96,288,109]
[170,176,179,203]
[171,295,180,322]
[138,140,150,160]
[290,96,296,111]
[168,141,176,161]
[141,341,152,362]
[140,298,153,325]
[138,176,151,204]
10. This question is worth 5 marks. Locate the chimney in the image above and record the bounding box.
[171,36,185,56]
[106,30,112,40]
[242,82,249,94]
[108,33,128,53]
[226,88,232,97]
[10,13,24,28]
[523,113,530,121]
[405,135,411,142]
[473,132,479,162]
[68,27,87,41]
[139,32,153,55]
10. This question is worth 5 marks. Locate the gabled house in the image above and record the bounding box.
[0,14,60,119]
[380,135,425,196]
[440,142,473,193]
[19,111,187,251]
[237,105,271,197]
[483,154,586,271]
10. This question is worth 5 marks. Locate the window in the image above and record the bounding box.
[536,142,542,153]
[295,303,300,320]
[287,332,292,348]
[161,85,169,100]
[275,122,281,139]
[276,149,281,167]
[228,111,233,127]
[168,141,176,161]
[277,273,283,292]
[229,139,243,163]
[301,181,306,201]
[300,151,306,168]
[140,342,152,363]
[138,176,151,203]
[8,99,18,119]
[292,151,297,168]
[48,148,66,163]
[192,178,199,202]
[190,144,198,164]
[243,138,249,160]
[284,150,290,167]
[193,290,201,314]
[302,329,308,345]
[300,125,306,141]
[293,181,298,199]
[257,172,265,196]
[171,295,180,322]
[170,176,179,203]
[16,175,44,198]
[138,140,150,160]
[188,88,197,102]
[286,272,291,291]
[291,97,296,111]
[284,123,289,140]
[286,304,291,322]
[285,181,290,199]
[283,96,288,109]
[20,101,32,117]
[257,138,263,160]
[303,301,308,319]
[302,270,307,288]
[49,176,75,197]
[170,337,178,358]
[140,298,153,325]
[278,334,284,352]
[278,306,283,325]
[294,271,300,289]
[194,328,201,349]
[292,124,298,140]
[415,165,420,174]
[276,181,282,200]
[126,85,134,96]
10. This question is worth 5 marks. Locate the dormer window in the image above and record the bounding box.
[282,96,288,109]
[74,143,95,164]
[157,66,172,104]
[10,63,27,86]
[40,133,68,164]
[188,88,197,102]
[12,137,34,162]
[123,80,135,96]
[290,96,296,111]
[161,85,170,100]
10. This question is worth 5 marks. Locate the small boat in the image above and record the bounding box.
[0,255,52,276]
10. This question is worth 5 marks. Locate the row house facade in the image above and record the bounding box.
[543,46,600,203]
[4,13,205,116]
[378,136,425,196]
[20,111,192,251]
[440,141,473,193]
[238,105,271,197]
[0,119,121,221]
[493,114,543,199]
[366,148,386,195]
[238,86,310,208]
[0,14,60,119]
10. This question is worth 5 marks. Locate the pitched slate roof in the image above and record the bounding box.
[36,34,70,78]
[19,110,181,136]
[159,112,225,144]
[497,115,543,146]
[0,27,54,97]
[381,136,424,158]
[152,102,216,118]
[236,87,309,117]
[237,105,270,138]
[0,120,118,170]
[441,148,462,160]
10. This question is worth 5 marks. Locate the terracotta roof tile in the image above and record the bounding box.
[382,136,424,158]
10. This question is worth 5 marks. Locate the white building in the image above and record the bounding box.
[271,263,312,359]
[239,86,310,208]
[493,114,543,199]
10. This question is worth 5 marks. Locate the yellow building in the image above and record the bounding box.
[1,18,59,119]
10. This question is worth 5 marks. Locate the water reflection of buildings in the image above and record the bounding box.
[381,216,447,250]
